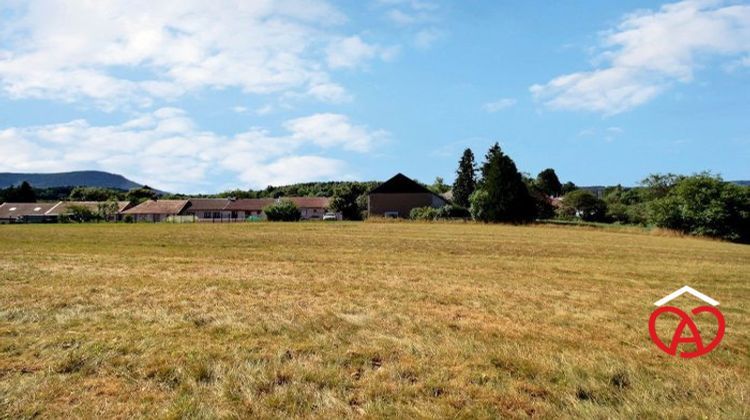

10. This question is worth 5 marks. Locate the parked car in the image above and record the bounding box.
[322,212,337,221]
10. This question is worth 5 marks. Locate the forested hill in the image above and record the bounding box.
[0,171,144,190]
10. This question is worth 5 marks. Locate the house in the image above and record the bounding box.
[368,173,447,218]
[224,198,275,220]
[184,198,235,222]
[0,201,134,223]
[121,199,190,222]
[0,202,60,223]
[286,197,333,220]
[223,197,334,221]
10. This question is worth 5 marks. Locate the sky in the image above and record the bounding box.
[0,0,749,193]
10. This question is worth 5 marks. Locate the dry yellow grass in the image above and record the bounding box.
[0,222,748,418]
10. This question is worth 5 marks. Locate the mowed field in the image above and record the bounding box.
[1,222,748,418]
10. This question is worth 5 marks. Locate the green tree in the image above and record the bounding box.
[329,184,368,220]
[97,199,120,221]
[65,205,97,222]
[452,148,476,208]
[558,190,607,222]
[70,187,121,201]
[263,200,301,221]
[536,168,562,197]
[430,177,451,194]
[4,181,37,202]
[126,185,158,204]
[471,143,535,223]
[529,188,556,219]
[561,181,578,195]
[603,185,647,224]
[640,173,682,201]
[468,189,490,221]
[648,174,750,242]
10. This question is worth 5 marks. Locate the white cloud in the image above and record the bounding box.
[577,126,624,142]
[325,36,398,69]
[285,113,388,152]
[413,28,442,49]
[307,82,353,103]
[0,109,386,192]
[483,98,517,113]
[380,0,439,25]
[248,156,346,187]
[376,0,443,48]
[255,105,274,116]
[0,0,382,107]
[531,0,750,115]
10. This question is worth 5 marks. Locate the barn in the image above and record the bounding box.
[368,173,447,218]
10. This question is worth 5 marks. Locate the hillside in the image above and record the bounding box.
[0,171,144,190]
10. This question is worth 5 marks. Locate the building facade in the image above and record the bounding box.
[368,173,447,218]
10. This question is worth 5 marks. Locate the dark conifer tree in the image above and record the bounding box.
[475,143,535,222]
[452,148,476,208]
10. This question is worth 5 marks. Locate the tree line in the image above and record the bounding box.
[422,144,749,243]
[3,150,748,242]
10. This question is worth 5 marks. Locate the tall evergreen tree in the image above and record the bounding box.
[452,148,476,208]
[536,168,562,197]
[473,143,535,222]
[5,181,37,202]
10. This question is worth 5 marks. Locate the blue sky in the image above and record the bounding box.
[1,0,748,193]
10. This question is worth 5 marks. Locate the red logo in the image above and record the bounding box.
[649,286,725,359]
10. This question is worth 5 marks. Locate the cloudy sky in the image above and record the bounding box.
[1,0,748,193]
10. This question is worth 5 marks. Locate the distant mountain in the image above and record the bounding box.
[731,180,750,186]
[0,171,145,190]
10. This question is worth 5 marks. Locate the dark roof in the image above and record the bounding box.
[186,199,231,211]
[122,199,189,215]
[0,202,60,218]
[286,197,330,209]
[369,173,434,194]
[224,198,276,211]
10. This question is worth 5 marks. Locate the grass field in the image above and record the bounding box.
[1,222,748,418]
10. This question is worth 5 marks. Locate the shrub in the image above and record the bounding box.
[558,190,607,222]
[529,189,556,220]
[65,205,98,223]
[263,200,301,222]
[436,204,470,219]
[647,174,750,242]
[469,189,491,222]
[410,206,439,221]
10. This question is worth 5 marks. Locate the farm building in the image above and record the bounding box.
[224,198,275,220]
[368,173,448,218]
[184,199,235,222]
[286,197,333,220]
[224,197,334,221]
[0,202,60,223]
[121,199,190,222]
[0,201,133,223]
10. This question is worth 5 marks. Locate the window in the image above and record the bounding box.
[203,212,211,218]
[213,211,221,219]
[384,211,399,218]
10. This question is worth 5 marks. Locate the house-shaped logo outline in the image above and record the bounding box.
[654,285,720,307]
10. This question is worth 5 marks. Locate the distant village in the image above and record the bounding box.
[0,173,450,223]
